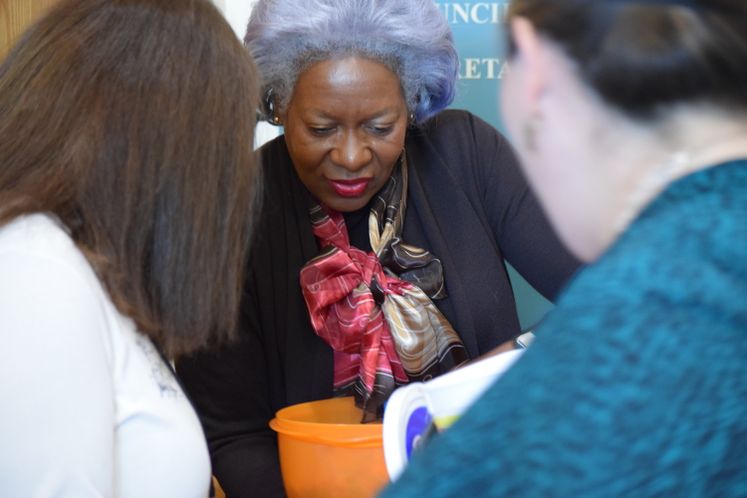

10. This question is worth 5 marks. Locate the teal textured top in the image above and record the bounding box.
[381,160,747,497]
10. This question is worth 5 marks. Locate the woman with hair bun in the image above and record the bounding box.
[176,0,578,495]
[383,0,747,496]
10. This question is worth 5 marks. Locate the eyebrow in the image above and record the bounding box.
[305,108,402,121]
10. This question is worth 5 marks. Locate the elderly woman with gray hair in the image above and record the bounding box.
[176,0,578,495]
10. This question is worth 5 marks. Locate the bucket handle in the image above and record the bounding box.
[269,420,382,449]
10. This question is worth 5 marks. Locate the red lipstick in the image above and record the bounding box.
[328,178,371,198]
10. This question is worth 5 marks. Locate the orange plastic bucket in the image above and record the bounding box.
[269,397,389,498]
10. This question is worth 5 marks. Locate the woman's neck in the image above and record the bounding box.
[593,105,747,257]
[342,203,373,251]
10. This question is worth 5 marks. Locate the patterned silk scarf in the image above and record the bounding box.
[300,154,468,421]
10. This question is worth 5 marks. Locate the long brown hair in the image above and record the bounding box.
[0,0,261,357]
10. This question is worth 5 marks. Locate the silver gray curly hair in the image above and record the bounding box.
[245,0,459,124]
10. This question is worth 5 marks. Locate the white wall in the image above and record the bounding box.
[210,0,255,38]
[223,0,258,39]
[212,0,279,148]
[210,0,225,14]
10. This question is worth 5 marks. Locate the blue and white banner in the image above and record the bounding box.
[436,0,553,329]
[438,1,511,133]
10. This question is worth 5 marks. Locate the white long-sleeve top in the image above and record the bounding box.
[0,214,210,498]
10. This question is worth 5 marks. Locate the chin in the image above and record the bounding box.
[561,231,605,264]
[569,243,597,264]
[324,196,371,213]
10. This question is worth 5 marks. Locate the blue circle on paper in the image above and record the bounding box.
[405,407,432,458]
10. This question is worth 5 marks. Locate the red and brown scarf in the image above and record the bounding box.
[300,153,468,421]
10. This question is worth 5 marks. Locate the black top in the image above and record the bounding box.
[176,110,579,497]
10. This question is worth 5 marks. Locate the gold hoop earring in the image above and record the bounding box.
[264,87,283,126]
[523,111,542,152]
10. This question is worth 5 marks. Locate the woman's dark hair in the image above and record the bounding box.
[507,0,747,119]
[0,0,261,357]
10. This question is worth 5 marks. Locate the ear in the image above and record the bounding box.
[509,17,546,108]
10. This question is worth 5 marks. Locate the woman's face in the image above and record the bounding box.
[501,18,609,262]
[279,56,409,212]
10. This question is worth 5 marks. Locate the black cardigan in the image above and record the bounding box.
[176,110,579,497]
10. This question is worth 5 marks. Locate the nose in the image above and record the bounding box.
[330,130,372,172]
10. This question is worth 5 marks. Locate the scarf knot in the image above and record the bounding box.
[301,245,409,348]
[300,154,468,421]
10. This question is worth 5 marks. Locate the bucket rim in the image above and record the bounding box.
[270,418,383,448]
[269,397,383,447]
